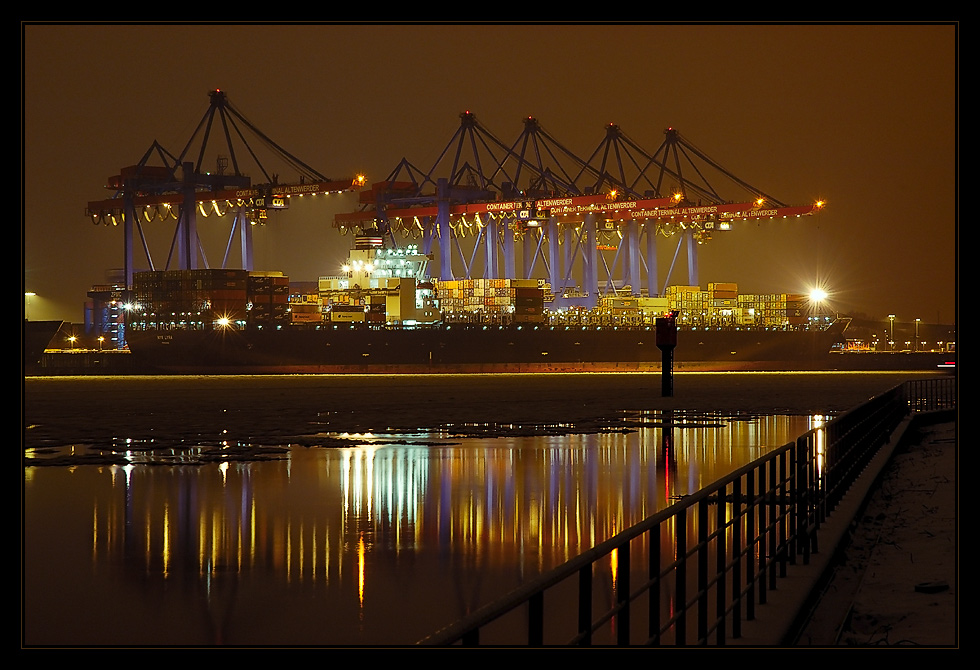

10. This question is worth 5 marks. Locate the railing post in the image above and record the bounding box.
[649,525,661,645]
[716,485,727,645]
[790,448,798,560]
[812,429,830,530]
[676,514,687,645]
[797,436,812,565]
[698,498,709,643]
[808,433,820,557]
[745,468,756,622]
[778,449,789,575]
[788,444,798,565]
[732,476,742,639]
[758,461,768,605]
[617,542,630,645]
[768,457,778,590]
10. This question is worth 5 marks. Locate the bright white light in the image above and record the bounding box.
[809,288,828,302]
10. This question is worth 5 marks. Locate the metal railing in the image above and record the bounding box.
[419,376,956,646]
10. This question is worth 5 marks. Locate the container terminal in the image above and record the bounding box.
[26,91,955,373]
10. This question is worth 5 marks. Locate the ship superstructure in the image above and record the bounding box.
[316,241,439,326]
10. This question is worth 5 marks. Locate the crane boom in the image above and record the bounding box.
[87,177,363,219]
[334,192,823,229]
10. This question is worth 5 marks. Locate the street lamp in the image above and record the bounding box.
[25,292,36,320]
[915,318,921,352]
[888,314,896,351]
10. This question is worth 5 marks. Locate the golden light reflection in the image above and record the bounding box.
[163,501,171,578]
[91,503,98,564]
[287,523,293,582]
[199,514,207,575]
[61,413,823,643]
[810,415,828,476]
[610,538,619,592]
[145,507,152,573]
[210,509,220,574]
[358,533,366,606]
[250,497,256,568]
[298,520,305,582]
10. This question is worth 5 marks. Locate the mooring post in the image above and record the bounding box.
[656,310,679,397]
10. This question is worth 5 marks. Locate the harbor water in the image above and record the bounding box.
[22,371,948,646]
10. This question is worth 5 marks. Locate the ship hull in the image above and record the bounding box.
[124,321,864,374]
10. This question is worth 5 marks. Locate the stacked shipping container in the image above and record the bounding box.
[289,296,324,324]
[665,283,811,327]
[248,272,290,327]
[596,295,672,325]
[130,269,290,330]
[436,278,545,322]
[131,270,815,332]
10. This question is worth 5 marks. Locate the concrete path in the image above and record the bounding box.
[793,416,957,646]
[733,412,957,647]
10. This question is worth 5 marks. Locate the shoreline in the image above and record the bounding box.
[26,348,955,376]
[25,370,952,447]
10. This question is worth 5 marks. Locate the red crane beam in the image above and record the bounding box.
[334,194,823,228]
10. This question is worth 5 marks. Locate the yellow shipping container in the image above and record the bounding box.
[331,311,365,322]
[667,285,700,295]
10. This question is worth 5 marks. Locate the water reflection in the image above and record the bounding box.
[24,412,826,646]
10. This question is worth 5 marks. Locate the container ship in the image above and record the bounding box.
[122,244,853,374]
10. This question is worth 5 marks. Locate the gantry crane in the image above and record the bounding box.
[334,114,824,308]
[86,98,823,310]
[85,90,363,291]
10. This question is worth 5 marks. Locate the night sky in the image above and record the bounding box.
[23,23,957,326]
